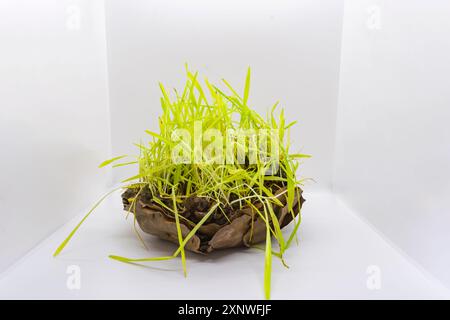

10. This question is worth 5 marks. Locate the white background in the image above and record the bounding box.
[0,0,111,272]
[334,0,450,288]
[105,0,344,191]
[0,0,450,299]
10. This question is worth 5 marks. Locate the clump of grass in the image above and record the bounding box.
[54,66,309,299]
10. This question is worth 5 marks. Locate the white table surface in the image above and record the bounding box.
[1,191,449,299]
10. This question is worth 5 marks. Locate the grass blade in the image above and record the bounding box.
[172,188,187,277]
[53,187,121,257]
[243,67,251,107]
[109,255,175,263]
[98,155,127,168]
[264,207,273,300]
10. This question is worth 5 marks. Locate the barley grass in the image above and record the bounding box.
[54,66,310,299]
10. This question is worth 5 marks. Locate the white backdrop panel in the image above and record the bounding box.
[105,0,344,191]
[0,0,111,272]
[334,0,450,287]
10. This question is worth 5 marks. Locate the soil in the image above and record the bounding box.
[122,185,305,254]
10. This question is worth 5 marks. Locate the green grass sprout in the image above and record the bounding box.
[53,66,309,299]
[53,187,122,257]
